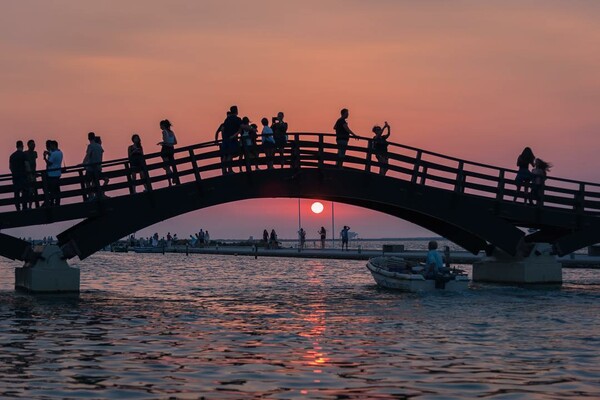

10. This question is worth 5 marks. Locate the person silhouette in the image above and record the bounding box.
[334,108,359,168]
[513,147,535,202]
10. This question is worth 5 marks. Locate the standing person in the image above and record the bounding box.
[372,122,391,176]
[272,111,288,167]
[128,133,150,193]
[158,119,179,185]
[318,226,327,249]
[44,140,63,206]
[238,117,257,172]
[9,140,29,211]
[334,108,359,168]
[269,229,278,248]
[529,158,552,205]
[513,147,536,202]
[261,117,275,169]
[340,225,350,251]
[262,229,269,244]
[220,106,243,174]
[298,227,306,249]
[25,139,38,208]
[204,230,210,244]
[94,136,109,187]
[82,131,103,200]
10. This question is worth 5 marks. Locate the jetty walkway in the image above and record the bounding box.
[125,245,600,269]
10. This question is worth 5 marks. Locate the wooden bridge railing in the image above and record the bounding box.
[0,133,599,218]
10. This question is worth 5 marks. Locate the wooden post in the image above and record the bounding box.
[454,161,464,193]
[575,183,585,214]
[189,148,202,183]
[411,150,422,184]
[318,134,324,168]
[496,170,505,202]
[419,165,428,185]
[365,139,373,173]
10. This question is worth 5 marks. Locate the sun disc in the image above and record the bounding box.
[311,202,324,214]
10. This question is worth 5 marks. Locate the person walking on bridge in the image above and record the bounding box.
[128,134,150,193]
[272,112,288,168]
[25,139,38,208]
[372,122,391,176]
[513,147,535,203]
[82,132,104,200]
[44,140,63,207]
[334,108,359,168]
[220,106,243,174]
[158,119,180,185]
[529,158,552,206]
[9,140,29,211]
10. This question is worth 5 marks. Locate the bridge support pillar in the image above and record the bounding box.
[472,243,562,285]
[15,245,80,292]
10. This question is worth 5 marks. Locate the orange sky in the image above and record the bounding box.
[2,1,600,240]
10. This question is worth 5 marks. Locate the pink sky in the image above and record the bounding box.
[2,1,600,240]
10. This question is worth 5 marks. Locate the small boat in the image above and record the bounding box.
[366,256,469,292]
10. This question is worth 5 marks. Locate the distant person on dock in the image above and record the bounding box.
[299,228,306,249]
[220,106,243,174]
[44,140,63,206]
[261,117,275,169]
[269,229,278,249]
[425,240,444,278]
[204,230,210,244]
[25,139,38,208]
[263,229,269,244]
[513,147,535,203]
[9,140,29,211]
[272,112,288,167]
[372,122,391,176]
[158,119,179,185]
[340,225,350,251]
[128,134,150,193]
[319,226,327,249]
[334,108,359,168]
[529,158,552,206]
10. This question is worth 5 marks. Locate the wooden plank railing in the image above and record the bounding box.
[0,133,599,217]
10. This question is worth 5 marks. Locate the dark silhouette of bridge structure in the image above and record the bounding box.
[1,133,599,263]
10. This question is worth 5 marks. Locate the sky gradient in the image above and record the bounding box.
[2,1,600,240]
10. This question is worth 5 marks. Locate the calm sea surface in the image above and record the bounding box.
[1,247,600,399]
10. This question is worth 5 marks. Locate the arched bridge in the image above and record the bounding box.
[1,133,600,261]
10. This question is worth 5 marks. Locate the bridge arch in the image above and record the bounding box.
[0,133,599,260]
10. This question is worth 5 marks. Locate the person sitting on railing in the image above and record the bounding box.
[513,147,535,203]
[372,121,391,176]
[272,112,288,168]
[43,140,63,207]
[529,158,552,206]
[261,117,275,169]
[9,140,29,211]
[158,119,180,185]
[128,134,150,193]
[334,108,359,168]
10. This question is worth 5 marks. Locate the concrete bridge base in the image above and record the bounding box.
[15,245,80,292]
[473,243,562,285]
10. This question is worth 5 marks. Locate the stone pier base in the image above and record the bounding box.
[473,243,562,285]
[15,245,80,292]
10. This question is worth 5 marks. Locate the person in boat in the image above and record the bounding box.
[372,122,391,176]
[529,158,552,205]
[425,240,444,279]
[513,147,535,202]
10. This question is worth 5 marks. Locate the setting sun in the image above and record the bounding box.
[311,202,324,214]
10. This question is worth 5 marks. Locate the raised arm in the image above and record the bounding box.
[382,122,391,139]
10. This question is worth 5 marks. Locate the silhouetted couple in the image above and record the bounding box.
[513,147,552,205]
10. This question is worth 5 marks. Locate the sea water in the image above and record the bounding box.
[0,252,599,399]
